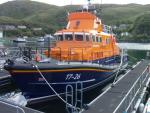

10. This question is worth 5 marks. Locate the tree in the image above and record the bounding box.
[132,13,150,36]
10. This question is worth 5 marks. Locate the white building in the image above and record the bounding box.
[33,28,42,31]
[0,31,3,38]
[121,32,129,36]
[17,25,27,29]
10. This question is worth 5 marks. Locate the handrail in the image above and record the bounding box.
[2,46,124,67]
[69,47,84,64]
[68,47,117,63]
[66,85,74,113]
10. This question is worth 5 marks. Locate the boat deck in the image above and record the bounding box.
[82,60,150,113]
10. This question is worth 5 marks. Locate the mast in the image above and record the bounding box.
[87,0,91,5]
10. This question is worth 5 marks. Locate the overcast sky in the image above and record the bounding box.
[0,0,149,6]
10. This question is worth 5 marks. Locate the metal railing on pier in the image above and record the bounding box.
[113,65,150,113]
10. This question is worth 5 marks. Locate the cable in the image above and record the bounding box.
[32,63,80,111]
[112,49,124,85]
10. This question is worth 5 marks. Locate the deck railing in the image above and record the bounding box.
[0,46,126,68]
[113,65,150,113]
[102,24,113,34]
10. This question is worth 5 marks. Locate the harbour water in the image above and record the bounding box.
[0,40,150,113]
[118,43,150,50]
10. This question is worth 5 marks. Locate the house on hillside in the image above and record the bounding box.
[121,32,129,36]
[0,25,16,30]
[119,24,128,30]
[5,25,16,30]
[33,28,42,31]
[17,25,27,29]
[112,25,118,30]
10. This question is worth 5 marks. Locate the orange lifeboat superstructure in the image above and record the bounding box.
[45,10,120,62]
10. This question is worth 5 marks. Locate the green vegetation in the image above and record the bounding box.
[0,0,150,41]
[0,0,61,36]
[132,12,150,35]
[131,13,150,42]
[118,12,150,42]
[100,4,150,24]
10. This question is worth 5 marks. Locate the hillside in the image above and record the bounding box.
[0,0,58,19]
[0,0,150,37]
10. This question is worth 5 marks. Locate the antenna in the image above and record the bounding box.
[87,0,91,5]
[100,0,102,9]
[70,0,72,5]
[97,0,102,15]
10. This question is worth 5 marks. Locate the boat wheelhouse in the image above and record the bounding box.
[45,11,120,63]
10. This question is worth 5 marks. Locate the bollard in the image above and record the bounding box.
[138,103,144,113]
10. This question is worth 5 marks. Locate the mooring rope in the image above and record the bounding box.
[32,63,80,111]
[112,49,124,85]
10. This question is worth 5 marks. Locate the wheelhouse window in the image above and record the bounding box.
[106,38,110,44]
[75,34,84,41]
[96,36,102,42]
[56,35,63,41]
[92,35,96,42]
[85,35,90,41]
[64,34,73,41]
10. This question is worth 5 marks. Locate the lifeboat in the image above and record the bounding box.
[4,2,128,103]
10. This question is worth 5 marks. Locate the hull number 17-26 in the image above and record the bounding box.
[65,73,81,80]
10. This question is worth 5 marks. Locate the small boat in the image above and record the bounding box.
[37,37,45,42]
[44,34,55,42]
[4,1,128,102]
[44,34,53,39]
[13,37,26,43]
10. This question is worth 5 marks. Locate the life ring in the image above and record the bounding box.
[35,54,41,62]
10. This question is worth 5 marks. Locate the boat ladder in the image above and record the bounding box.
[65,82,83,113]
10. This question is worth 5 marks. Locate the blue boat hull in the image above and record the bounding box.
[11,68,115,99]
[6,55,128,101]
